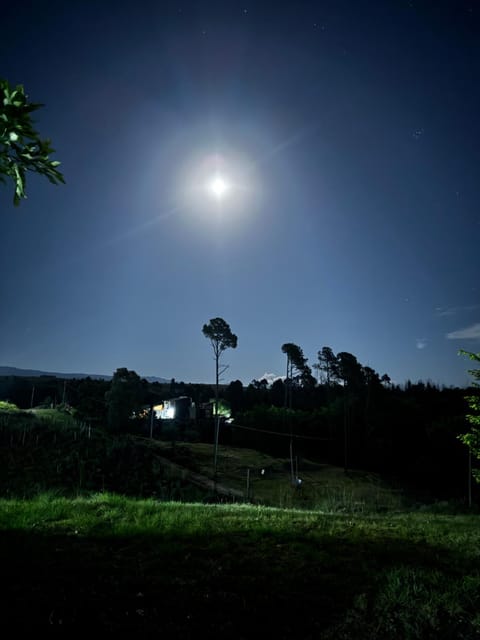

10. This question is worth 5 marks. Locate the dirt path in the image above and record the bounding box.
[135,437,245,499]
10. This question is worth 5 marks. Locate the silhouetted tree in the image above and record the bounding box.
[381,373,391,387]
[336,352,365,472]
[270,378,285,407]
[105,368,145,433]
[314,346,339,386]
[281,342,312,409]
[74,377,109,425]
[362,366,381,408]
[225,380,244,416]
[281,342,313,482]
[202,317,238,474]
[336,352,365,390]
[251,378,268,391]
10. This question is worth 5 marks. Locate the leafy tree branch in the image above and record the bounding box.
[458,350,480,483]
[0,79,64,206]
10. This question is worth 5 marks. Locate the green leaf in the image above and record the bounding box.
[1,78,64,206]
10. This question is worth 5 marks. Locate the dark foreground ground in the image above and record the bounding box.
[2,501,480,639]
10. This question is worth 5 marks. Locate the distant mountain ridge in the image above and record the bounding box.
[0,366,169,383]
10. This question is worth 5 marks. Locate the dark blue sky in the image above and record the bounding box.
[1,0,479,387]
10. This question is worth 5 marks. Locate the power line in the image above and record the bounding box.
[230,422,330,442]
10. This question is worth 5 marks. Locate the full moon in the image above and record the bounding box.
[179,150,258,218]
[207,175,230,199]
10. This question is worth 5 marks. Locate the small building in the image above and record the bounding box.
[154,396,196,423]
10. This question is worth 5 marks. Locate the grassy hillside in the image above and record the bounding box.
[1,493,479,637]
[1,406,407,511]
[149,439,406,511]
[2,407,480,636]
[0,408,203,500]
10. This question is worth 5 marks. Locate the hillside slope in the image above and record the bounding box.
[0,408,405,511]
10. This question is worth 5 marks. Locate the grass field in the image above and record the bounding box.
[148,439,407,511]
[0,405,409,509]
[1,408,479,636]
[1,493,480,637]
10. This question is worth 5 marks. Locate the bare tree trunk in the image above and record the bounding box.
[213,352,220,478]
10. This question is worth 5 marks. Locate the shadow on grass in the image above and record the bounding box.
[1,528,478,637]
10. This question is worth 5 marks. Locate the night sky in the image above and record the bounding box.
[1,0,479,387]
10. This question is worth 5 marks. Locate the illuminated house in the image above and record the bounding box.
[154,396,196,422]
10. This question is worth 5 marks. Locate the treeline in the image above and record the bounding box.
[0,370,215,430]
[228,377,470,500]
[0,345,476,502]
[226,346,474,502]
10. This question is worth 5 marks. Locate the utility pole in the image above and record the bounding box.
[284,353,295,485]
[150,405,155,439]
[343,385,348,474]
[214,359,220,475]
[213,362,229,476]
